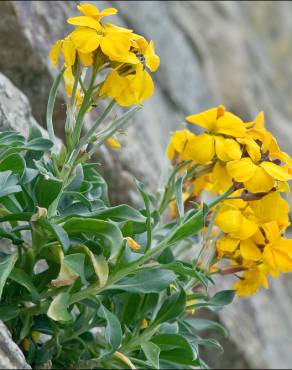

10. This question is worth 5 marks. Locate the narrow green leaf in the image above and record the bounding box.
[0,253,17,299]
[142,342,160,369]
[185,318,228,337]
[97,303,122,359]
[49,222,70,251]
[111,269,176,293]
[153,289,186,325]
[136,180,152,251]
[0,171,21,198]
[25,137,53,151]
[47,292,72,322]
[10,268,40,301]
[0,305,20,321]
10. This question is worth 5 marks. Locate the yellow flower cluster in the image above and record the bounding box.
[49,3,159,106]
[167,106,292,296]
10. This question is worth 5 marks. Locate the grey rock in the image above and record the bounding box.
[0,322,30,369]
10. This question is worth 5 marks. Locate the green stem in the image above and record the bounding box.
[46,67,65,147]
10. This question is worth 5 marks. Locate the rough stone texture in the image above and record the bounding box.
[0,322,30,369]
[1,1,292,368]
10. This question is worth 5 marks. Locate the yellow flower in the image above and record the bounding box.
[186,105,246,138]
[107,137,121,149]
[77,3,118,20]
[233,265,269,296]
[99,64,154,106]
[167,130,195,161]
[262,222,292,276]
[215,204,258,240]
[140,319,148,330]
[226,157,291,193]
[126,237,141,251]
[250,191,289,223]
[210,161,233,194]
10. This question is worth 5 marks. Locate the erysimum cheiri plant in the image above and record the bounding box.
[0,3,291,369]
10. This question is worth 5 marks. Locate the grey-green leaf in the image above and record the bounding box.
[47,292,72,322]
[0,171,21,198]
[63,217,123,260]
[97,304,122,359]
[142,341,160,369]
[111,269,176,293]
[0,253,17,299]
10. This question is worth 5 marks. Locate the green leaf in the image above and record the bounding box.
[0,131,25,148]
[169,205,208,242]
[10,268,40,301]
[0,227,23,245]
[97,303,122,359]
[0,253,17,299]
[49,222,70,251]
[142,342,160,369]
[192,290,235,310]
[0,153,25,175]
[93,205,146,223]
[0,171,21,198]
[163,261,209,288]
[151,334,194,366]
[195,337,224,353]
[34,173,63,208]
[185,318,228,337]
[0,305,20,321]
[25,137,53,151]
[136,180,152,251]
[153,289,186,325]
[63,217,123,260]
[0,212,32,223]
[52,253,86,287]
[111,269,176,293]
[47,292,72,322]
[210,290,235,306]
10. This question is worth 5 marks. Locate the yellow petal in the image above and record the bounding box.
[185,107,219,131]
[240,239,262,261]
[71,27,102,53]
[77,3,100,16]
[250,192,289,223]
[244,166,275,193]
[99,8,118,17]
[63,66,74,97]
[78,51,93,66]
[211,161,233,194]
[101,32,132,60]
[67,16,101,31]
[215,112,246,137]
[217,236,239,253]
[61,38,76,67]
[144,40,160,72]
[107,137,121,149]
[183,133,215,164]
[99,71,134,107]
[130,67,154,104]
[260,161,291,181]
[49,40,62,67]
[226,158,257,182]
[215,209,243,234]
[237,136,261,162]
[278,181,290,193]
[230,217,258,240]
[215,136,242,161]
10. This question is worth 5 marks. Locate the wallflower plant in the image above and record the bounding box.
[0,3,291,369]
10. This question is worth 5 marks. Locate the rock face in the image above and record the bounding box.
[0,322,30,369]
[1,1,292,368]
